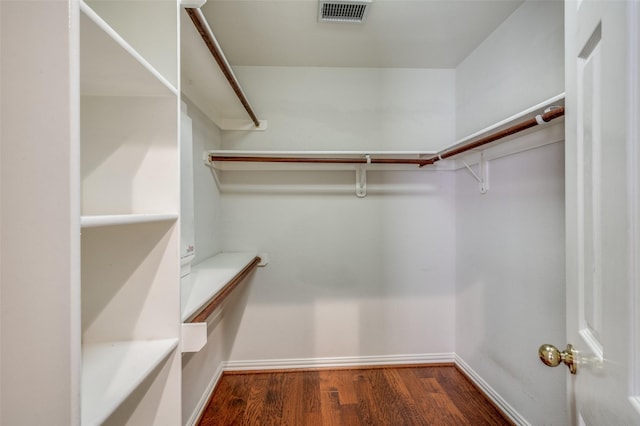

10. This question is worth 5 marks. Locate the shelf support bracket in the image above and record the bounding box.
[356,155,370,197]
[462,152,489,194]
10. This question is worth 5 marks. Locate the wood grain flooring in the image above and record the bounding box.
[198,365,512,425]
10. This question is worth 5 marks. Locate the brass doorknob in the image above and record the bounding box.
[538,343,577,374]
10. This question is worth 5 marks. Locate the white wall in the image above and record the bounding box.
[223,67,455,151]
[186,99,224,264]
[454,1,567,423]
[221,171,456,362]
[455,142,567,424]
[211,66,458,364]
[455,0,564,138]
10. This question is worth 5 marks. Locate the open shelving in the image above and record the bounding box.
[79,0,180,424]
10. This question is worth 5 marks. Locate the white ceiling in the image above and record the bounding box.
[181,0,525,126]
[200,0,524,69]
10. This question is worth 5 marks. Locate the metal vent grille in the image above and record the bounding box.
[319,0,371,23]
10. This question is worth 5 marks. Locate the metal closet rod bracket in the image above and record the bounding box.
[356,155,371,197]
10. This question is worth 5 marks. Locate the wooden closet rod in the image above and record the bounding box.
[185,8,261,128]
[189,256,261,323]
[423,106,565,166]
[208,107,565,167]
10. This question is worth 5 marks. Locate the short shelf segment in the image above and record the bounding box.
[81,213,178,228]
[80,1,177,96]
[182,252,261,322]
[81,338,179,426]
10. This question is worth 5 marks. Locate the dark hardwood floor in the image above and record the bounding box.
[198,365,513,425]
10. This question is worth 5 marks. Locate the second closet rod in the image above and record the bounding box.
[208,106,565,167]
[424,106,565,165]
[186,8,261,128]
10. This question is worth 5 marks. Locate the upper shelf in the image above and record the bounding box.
[181,9,252,129]
[80,1,177,97]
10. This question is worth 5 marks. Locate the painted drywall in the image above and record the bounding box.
[1,2,77,424]
[204,64,458,362]
[220,170,456,362]
[453,2,567,423]
[222,67,455,151]
[212,65,458,363]
[455,0,564,138]
[455,142,567,424]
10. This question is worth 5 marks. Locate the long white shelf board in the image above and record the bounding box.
[207,151,436,172]
[81,213,178,228]
[181,252,258,322]
[81,338,178,426]
[209,150,436,156]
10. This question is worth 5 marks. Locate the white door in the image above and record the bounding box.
[562,0,640,424]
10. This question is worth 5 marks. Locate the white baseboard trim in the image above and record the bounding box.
[185,362,225,426]
[223,352,455,371]
[454,355,530,426]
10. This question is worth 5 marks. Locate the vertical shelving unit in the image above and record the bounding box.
[79,1,180,424]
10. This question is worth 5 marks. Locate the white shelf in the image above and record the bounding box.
[181,8,251,129]
[207,150,436,172]
[76,0,181,423]
[80,1,177,97]
[81,213,178,228]
[209,150,435,156]
[81,339,178,426]
[182,252,259,322]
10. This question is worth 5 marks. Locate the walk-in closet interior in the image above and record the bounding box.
[2,0,569,424]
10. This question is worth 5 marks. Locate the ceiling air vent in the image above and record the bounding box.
[318,0,372,23]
